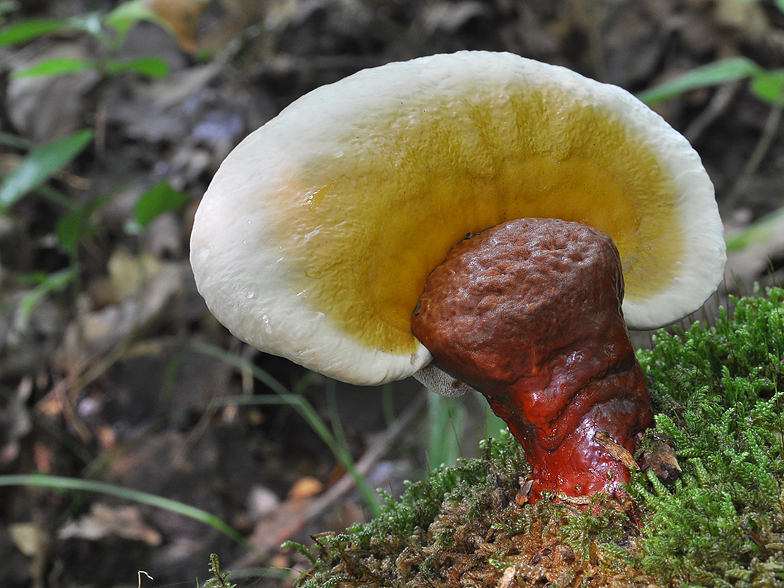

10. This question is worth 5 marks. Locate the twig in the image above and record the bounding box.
[723,101,784,213]
[229,391,427,569]
[303,391,427,519]
[684,81,742,145]
[137,570,153,588]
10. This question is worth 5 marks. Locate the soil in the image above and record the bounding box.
[1,0,784,587]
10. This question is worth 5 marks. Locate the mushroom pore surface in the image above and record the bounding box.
[411,218,653,499]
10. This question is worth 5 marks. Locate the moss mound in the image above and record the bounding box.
[296,287,784,587]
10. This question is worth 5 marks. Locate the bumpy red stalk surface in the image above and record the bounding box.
[412,218,653,500]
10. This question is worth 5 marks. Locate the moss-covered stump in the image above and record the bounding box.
[295,287,784,588]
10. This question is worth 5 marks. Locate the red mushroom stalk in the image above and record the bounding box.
[412,218,653,500]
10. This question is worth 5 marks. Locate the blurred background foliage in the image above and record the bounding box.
[0,0,783,586]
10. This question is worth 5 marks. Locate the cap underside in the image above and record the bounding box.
[190,52,725,385]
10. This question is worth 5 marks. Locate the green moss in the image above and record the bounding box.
[630,285,784,587]
[295,287,784,588]
[300,436,529,587]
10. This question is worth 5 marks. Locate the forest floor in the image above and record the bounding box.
[1,0,784,586]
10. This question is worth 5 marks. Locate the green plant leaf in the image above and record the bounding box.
[0,18,68,46]
[750,69,784,106]
[106,56,169,78]
[13,270,56,286]
[725,207,784,251]
[0,129,93,212]
[637,57,763,105]
[427,393,466,469]
[11,57,97,79]
[15,267,77,331]
[0,474,255,552]
[57,190,118,253]
[132,181,189,228]
[104,0,162,47]
[56,209,85,254]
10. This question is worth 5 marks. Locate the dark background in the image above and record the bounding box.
[1,0,783,586]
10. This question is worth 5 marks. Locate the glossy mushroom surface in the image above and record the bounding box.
[412,218,653,499]
[190,52,725,388]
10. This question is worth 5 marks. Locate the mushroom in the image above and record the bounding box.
[190,52,725,500]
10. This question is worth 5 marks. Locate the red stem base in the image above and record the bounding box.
[412,218,653,501]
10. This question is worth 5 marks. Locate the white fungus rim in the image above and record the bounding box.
[190,51,726,390]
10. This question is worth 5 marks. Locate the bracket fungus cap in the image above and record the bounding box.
[190,51,725,388]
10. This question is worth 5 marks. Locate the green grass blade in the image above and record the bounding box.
[11,57,97,78]
[192,342,382,517]
[15,267,77,331]
[427,394,465,469]
[0,18,67,45]
[725,207,784,251]
[637,57,762,105]
[105,56,169,79]
[0,129,93,212]
[0,474,255,552]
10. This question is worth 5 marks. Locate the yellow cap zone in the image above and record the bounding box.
[276,87,683,355]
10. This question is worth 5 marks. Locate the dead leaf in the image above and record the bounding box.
[594,430,639,471]
[97,425,119,452]
[8,523,52,587]
[715,0,770,40]
[145,0,211,52]
[246,496,313,555]
[288,476,324,500]
[67,259,189,356]
[8,523,50,557]
[33,441,55,473]
[422,1,494,35]
[515,478,534,507]
[498,565,516,588]
[247,485,281,521]
[108,249,163,303]
[0,377,33,466]
[640,437,682,481]
[58,503,162,546]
